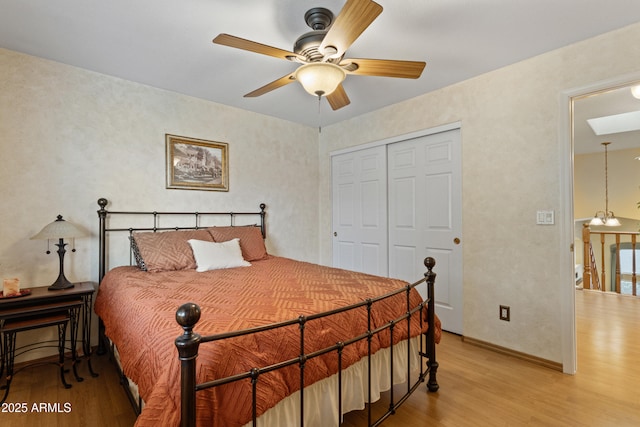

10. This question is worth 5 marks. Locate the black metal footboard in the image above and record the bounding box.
[175,258,439,427]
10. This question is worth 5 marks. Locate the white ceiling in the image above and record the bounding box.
[574,85,640,155]
[2,0,640,132]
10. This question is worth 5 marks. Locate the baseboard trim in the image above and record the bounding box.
[462,336,563,372]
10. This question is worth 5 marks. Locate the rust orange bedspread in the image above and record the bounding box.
[94,256,441,427]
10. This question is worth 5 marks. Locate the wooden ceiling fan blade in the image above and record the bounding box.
[213,33,305,62]
[244,73,296,97]
[327,84,350,110]
[319,0,382,59]
[341,58,426,79]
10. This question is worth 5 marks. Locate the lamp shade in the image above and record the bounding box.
[604,216,621,227]
[31,215,87,240]
[589,217,604,226]
[294,63,346,97]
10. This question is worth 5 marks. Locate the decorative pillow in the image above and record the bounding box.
[129,235,147,271]
[188,238,251,272]
[131,229,213,272]
[207,226,268,261]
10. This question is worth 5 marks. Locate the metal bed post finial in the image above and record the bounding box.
[97,197,108,211]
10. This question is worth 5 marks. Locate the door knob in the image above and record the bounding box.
[453,237,461,245]
[334,232,337,237]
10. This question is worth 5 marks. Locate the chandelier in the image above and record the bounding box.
[589,142,621,227]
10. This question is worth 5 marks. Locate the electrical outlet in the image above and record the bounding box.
[499,305,510,321]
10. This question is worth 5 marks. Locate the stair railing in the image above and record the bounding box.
[582,224,639,296]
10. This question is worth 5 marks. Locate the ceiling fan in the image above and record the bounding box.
[212,0,426,110]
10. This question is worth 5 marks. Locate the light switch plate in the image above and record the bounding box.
[536,210,554,225]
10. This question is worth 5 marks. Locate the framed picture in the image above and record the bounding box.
[166,134,229,192]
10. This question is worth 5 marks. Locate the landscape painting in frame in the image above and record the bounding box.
[166,134,229,191]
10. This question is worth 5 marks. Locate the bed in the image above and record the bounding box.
[93,198,441,427]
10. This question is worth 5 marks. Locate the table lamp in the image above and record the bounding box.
[31,215,87,290]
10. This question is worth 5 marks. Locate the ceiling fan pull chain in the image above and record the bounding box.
[318,94,322,133]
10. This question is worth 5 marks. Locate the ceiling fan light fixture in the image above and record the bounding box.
[294,62,346,97]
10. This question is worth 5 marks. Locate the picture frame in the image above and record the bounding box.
[166,134,229,192]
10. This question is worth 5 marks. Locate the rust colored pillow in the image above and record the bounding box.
[132,229,214,272]
[207,226,267,261]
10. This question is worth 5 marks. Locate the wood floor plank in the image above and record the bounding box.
[4,289,639,426]
[343,289,640,426]
[3,356,136,427]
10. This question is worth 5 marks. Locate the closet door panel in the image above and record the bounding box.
[388,129,463,334]
[332,146,388,276]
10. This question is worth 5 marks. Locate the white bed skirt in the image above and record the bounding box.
[243,336,422,427]
[110,335,422,426]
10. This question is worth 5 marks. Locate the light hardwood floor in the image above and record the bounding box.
[4,289,640,426]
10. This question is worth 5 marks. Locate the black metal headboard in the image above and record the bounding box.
[96,198,266,283]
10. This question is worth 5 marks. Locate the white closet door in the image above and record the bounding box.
[388,129,463,334]
[332,146,388,276]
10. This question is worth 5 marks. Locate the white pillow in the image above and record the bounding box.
[188,238,251,272]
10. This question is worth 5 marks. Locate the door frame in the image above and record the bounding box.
[559,71,640,375]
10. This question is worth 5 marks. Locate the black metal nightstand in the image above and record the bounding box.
[0,281,97,403]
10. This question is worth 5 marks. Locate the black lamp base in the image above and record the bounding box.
[48,275,75,291]
[48,239,75,291]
